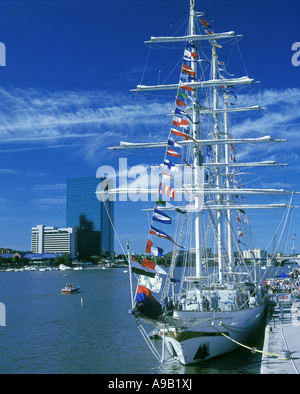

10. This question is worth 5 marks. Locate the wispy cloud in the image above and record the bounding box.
[0,168,48,177]
[0,86,171,162]
[234,88,300,139]
[26,171,48,177]
[33,183,66,191]
[0,87,170,138]
[0,168,21,175]
[0,85,299,166]
[0,143,80,153]
[32,198,66,206]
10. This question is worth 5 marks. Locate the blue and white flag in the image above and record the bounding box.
[151,246,164,257]
[167,137,181,148]
[175,107,187,116]
[163,159,178,173]
[153,208,172,225]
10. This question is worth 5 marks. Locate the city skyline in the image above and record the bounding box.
[0,0,300,255]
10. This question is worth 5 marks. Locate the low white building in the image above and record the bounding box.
[243,247,267,260]
[31,225,75,257]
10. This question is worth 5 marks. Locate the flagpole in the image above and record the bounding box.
[127,240,134,309]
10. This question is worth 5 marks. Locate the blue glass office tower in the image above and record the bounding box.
[66,177,114,259]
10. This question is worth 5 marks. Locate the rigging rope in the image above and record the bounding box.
[134,318,180,365]
[103,199,127,257]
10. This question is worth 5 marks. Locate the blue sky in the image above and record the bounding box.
[0,0,300,256]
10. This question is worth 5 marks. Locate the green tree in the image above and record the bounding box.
[90,255,101,265]
[53,253,73,267]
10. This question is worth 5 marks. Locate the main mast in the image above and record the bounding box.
[224,93,234,274]
[211,45,224,284]
[189,0,203,278]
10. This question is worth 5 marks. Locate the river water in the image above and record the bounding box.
[0,266,292,374]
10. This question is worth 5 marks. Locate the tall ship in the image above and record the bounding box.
[100,0,296,365]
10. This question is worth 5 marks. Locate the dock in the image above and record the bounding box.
[260,296,300,374]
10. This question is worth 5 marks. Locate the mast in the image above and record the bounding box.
[224,92,234,274]
[212,44,224,284]
[190,0,203,278]
[293,232,296,262]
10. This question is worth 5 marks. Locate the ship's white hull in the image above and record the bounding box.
[164,302,266,365]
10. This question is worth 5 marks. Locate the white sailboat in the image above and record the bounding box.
[99,0,297,365]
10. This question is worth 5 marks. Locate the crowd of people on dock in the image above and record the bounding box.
[263,267,300,300]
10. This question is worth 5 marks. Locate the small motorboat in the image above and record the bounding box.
[61,283,80,294]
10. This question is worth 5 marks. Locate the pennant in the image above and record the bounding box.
[175,107,187,116]
[182,64,196,77]
[172,117,189,127]
[176,98,186,107]
[182,64,195,72]
[131,256,156,278]
[175,207,187,214]
[142,258,156,270]
[145,238,153,253]
[177,91,187,99]
[150,226,184,248]
[153,208,172,224]
[149,225,173,241]
[179,84,194,92]
[199,19,212,28]
[160,183,176,200]
[166,147,182,157]
[171,128,198,143]
[156,198,166,207]
[167,147,192,168]
[156,199,176,209]
[183,49,198,62]
[168,138,181,148]
[174,107,194,123]
[142,259,167,275]
[163,159,178,172]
